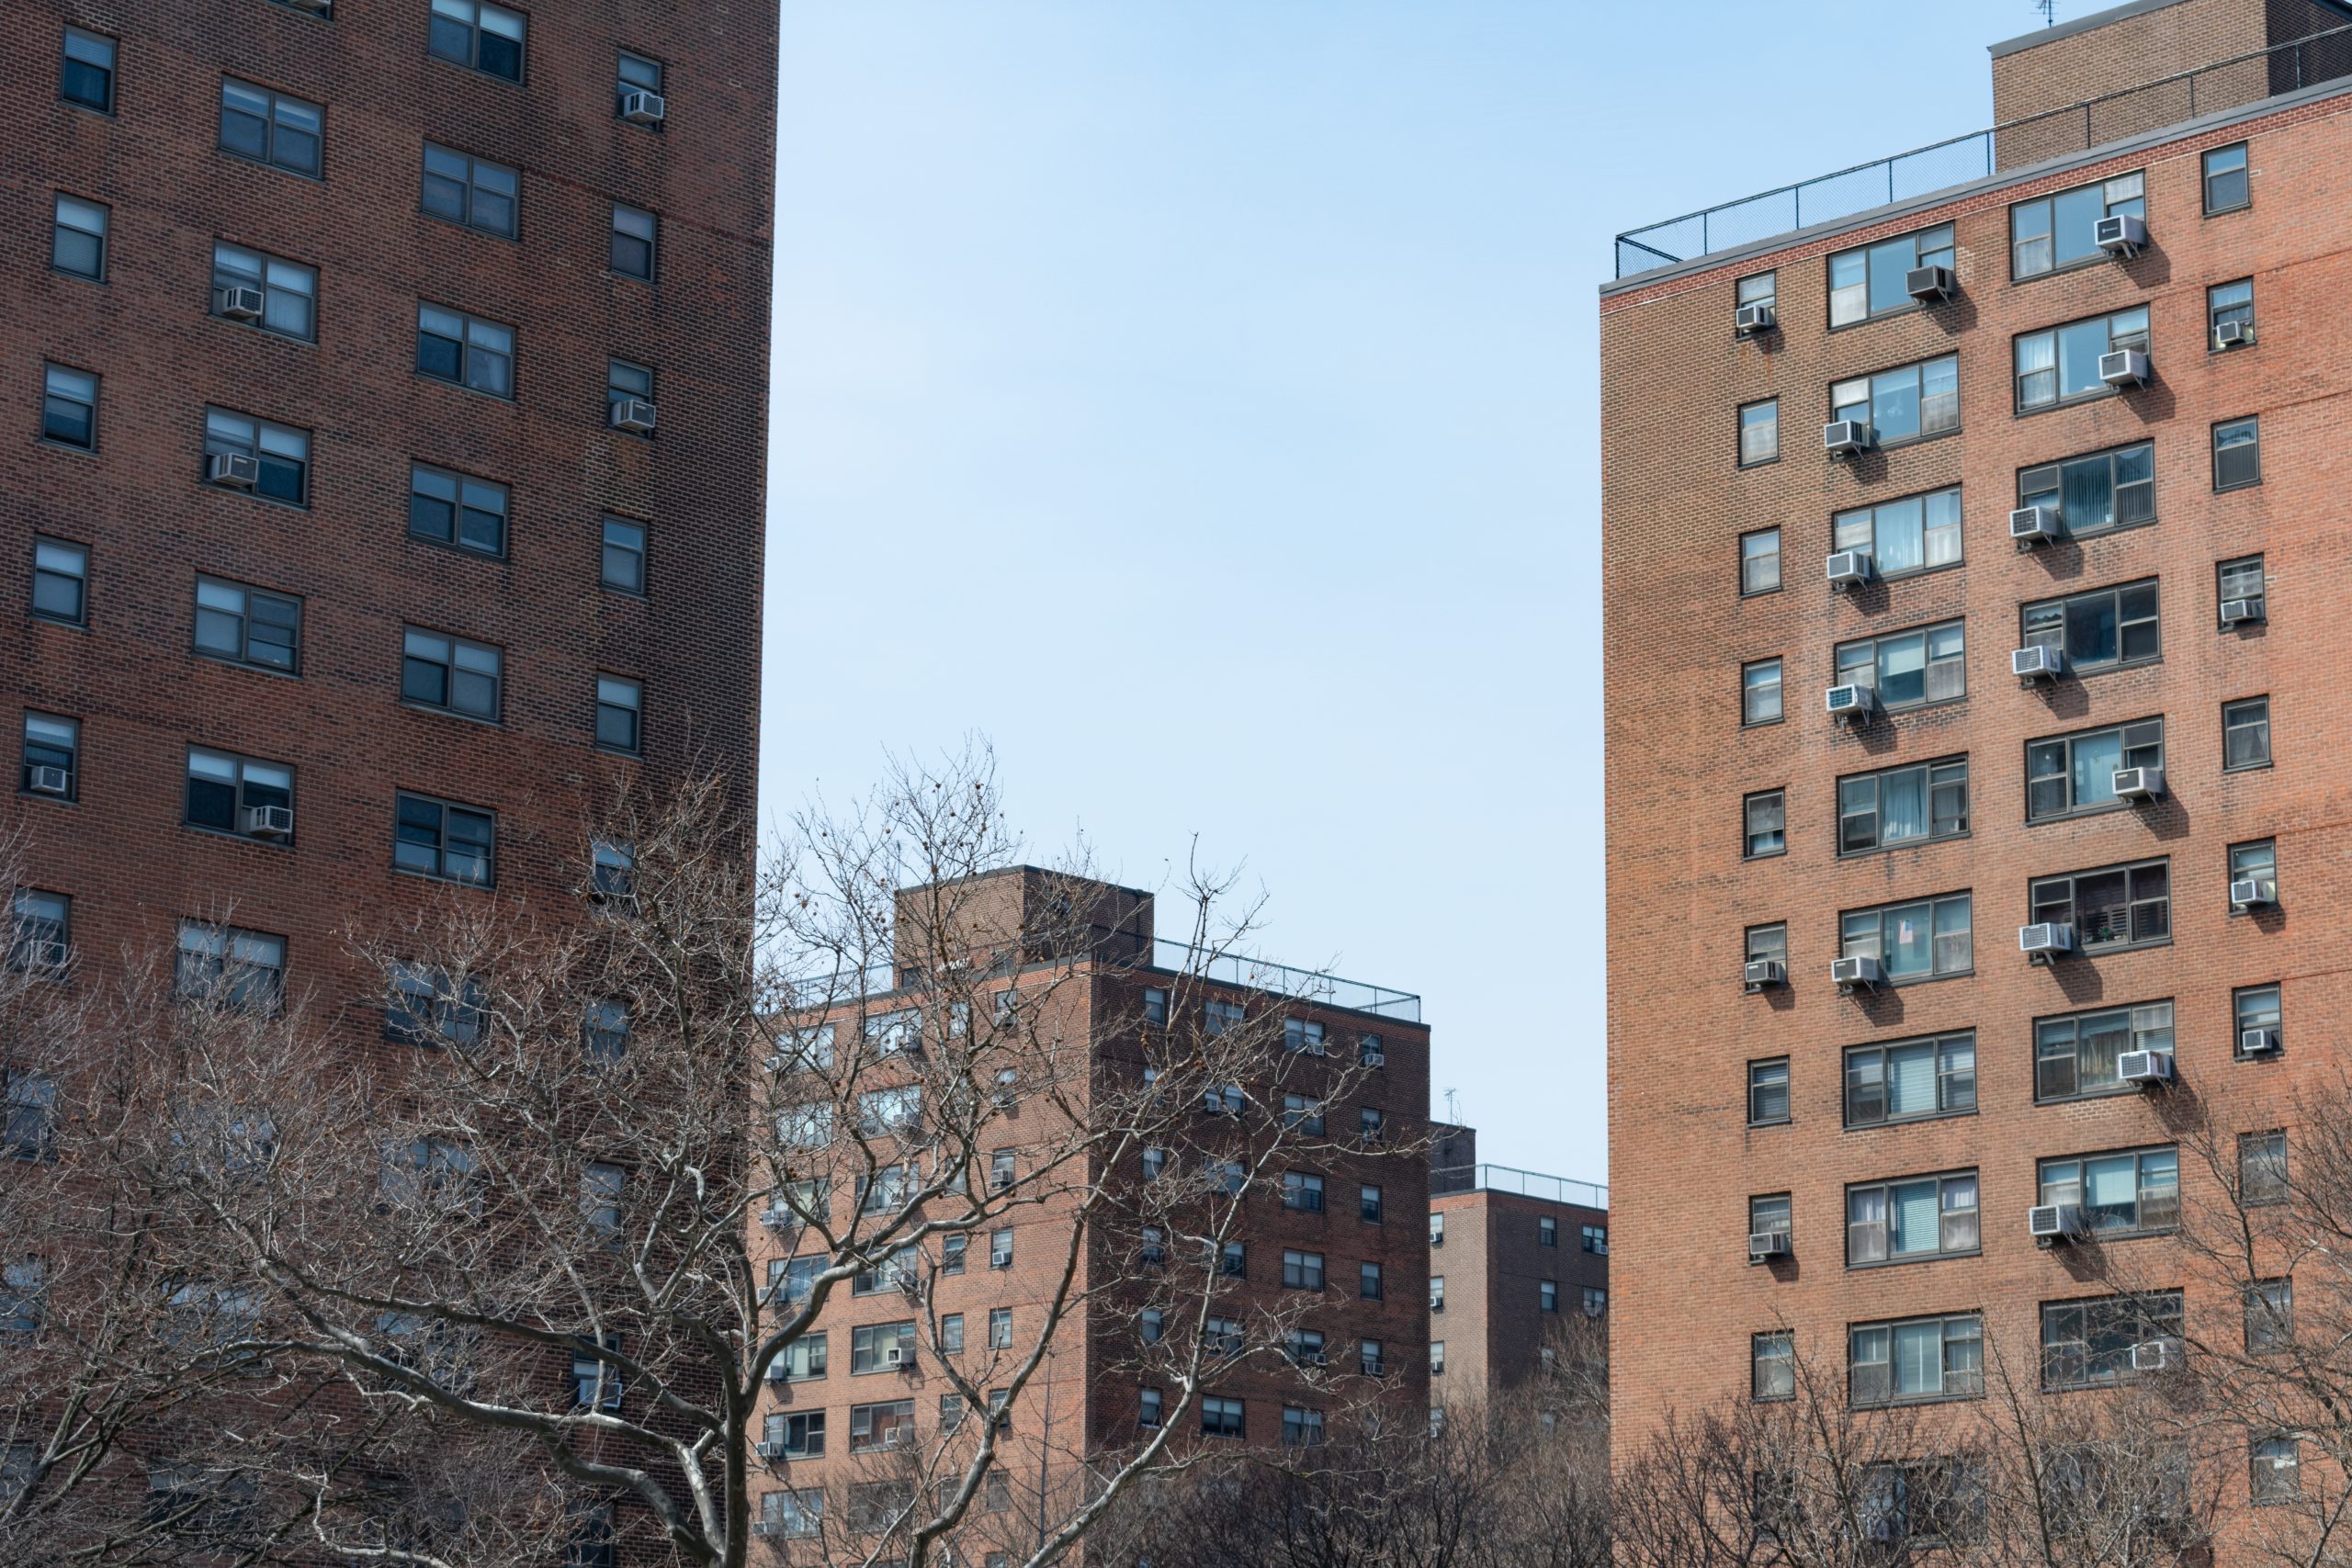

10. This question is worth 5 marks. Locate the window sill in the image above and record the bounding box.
[1736,455,1781,471]
[421,208,524,244]
[398,700,504,729]
[404,532,511,564]
[2015,388,2127,420]
[2009,254,2114,288]
[1861,426,1962,456]
[1866,558,1966,588]
[391,864,497,892]
[2051,514,2159,546]
[208,314,318,349]
[2052,655,2162,682]
[1854,1390,1984,1410]
[1869,694,1970,720]
[2204,200,2252,220]
[2035,1085,2142,1108]
[1741,716,1785,730]
[35,438,99,459]
[194,651,301,680]
[49,266,107,285]
[415,371,517,405]
[199,480,310,512]
[2028,801,2132,828]
[1826,297,1932,332]
[1747,1119,1792,1131]
[1845,1107,1978,1134]
[184,822,294,850]
[427,54,526,89]
[2222,760,2274,775]
[1845,1249,1981,1271]
[2215,479,2264,494]
[2071,938,2173,959]
[29,614,89,632]
[217,148,325,184]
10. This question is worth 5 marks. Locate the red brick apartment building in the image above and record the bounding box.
[1604,0,2352,1540]
[1428,1133,1608,1416]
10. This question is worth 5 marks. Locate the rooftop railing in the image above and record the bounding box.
[1151,939,1421,1022]
[1433,1163,1607,1209]
[1614,23,2352,278]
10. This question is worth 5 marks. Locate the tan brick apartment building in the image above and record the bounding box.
[1428,1137,1608,1417]
[1604,0,2352,1538]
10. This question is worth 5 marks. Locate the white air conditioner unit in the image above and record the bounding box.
[1362,1358,1385,1377]
[2213,319,2253,350]
[1825,683,1876,724]
[762,1361,793,1382]
[2012,644,2064,682]
[1735,301,1775,334]
[2241,1027,2281,1055]
[1362,1049,1385,1067]
[2131,1337,2182,1373]
[882,1346,905,1369]
[2095,213,2149,256]
[753,1438,788,1457]
[2112,764,2164,801]
[215,285,266,321]
[2019,921,2074,959]
[2028,1202,2083,1241]
[610,398,658,434]
[1823,419,1871,457]
[621,89,667,124]
[881,1427,906,1449]
[2098,348,2151,388]
[2119,1049,2174,1085]
[1826,549,1873,591]
[1905,263,1954,300]
[2220,595,2265,626]
[1742,958,1785,992]
[2008,504,2062,546]
[758,1203,796,1228]
[240,804,293,839]
[2231,876,2278,909]
[1829,954,1883,990]
[1747,1230,1791,1263]
[26,765,70,795]
[208,452,260,488]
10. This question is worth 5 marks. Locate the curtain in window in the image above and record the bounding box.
[2070,731,2121,810]
[1881,767,1928,842]
[2080,1012,2127,1091]
[1887,908,1932,977]
[1890,1182,1939,1254]
[1886,1043,1937,1116]
[2063,454,2115,527]
[1931,898,1971,973]
[1894,1320,1943,1395]
[2016,333,2056,406]
[1871,367,1921,443]
[1923,491,1962,567]
[1874,497,1922,575]
[1879,633,1926,706]
[2085,1155,2138,1227]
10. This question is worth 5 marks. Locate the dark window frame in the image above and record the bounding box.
[1831,484,1964,582]
[1737,399,1779,468]
[2034,999,2174,1104]
[194,575,302,675]
[2208,277,2255,347]
[2019,579,2161,680]
[392,791,497,887]
[2018,440,2155,540]
[1742,788,1785,861]
[1836,754,1969,856]
[217,77,323,178]
[2202,141,2250,216]
[2030,858,2171,954]
[2010,170,2144,281]
[1844,1168,1981,1269]
[1828,353,1961,448]
[1826,222,1954,329]
[1739,526,1780,595]
[1833,618,1968,713]
[2026,716,2165,823]
[1747,1057,1791,1127]
[60,26,117,113]
[1740,656,1783,727]
[426,0,527,84]
[2036,1144,2180,1238]
[51,192,108,282]
[2212,416,2261,492]
[2223,695,2271,772]
[1842,1031,1976,1130]
[2041,1290,2182,1392]
[1849,1312,1984,1407]
[420,141,520,240]
[1838,891,1974,985]
[40,363,97,451]
[2014,306,2150,414]
[406,461,509,558]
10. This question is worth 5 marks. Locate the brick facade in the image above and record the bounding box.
[1428,1175,1607,1415]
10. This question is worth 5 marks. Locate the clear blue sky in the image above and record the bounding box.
[763,1,2042,1177]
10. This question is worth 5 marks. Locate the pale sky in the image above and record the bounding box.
[762,1,2034,1177]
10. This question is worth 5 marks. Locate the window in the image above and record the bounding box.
[185,748,293,840]
[1429,1211,1444,1248]
[1838,757,1967,853]
[175,922,285,1012]
[1204,998,1243,1035]
[592,840,635,904]
[1361,1107,1386,1143]
[1741,658,1781,725]
[1140,986,1168,1027]
[402,628,502,719]
[394,793,495,886]
[2224,696,2271,770]
[51,194,107,278]
[203,409,309,504]
[1742,790,1784,859]
[609,204,657,279]
[9,892,69,976]
[210,243,316,340]
[1833,487,1962,579]
[606,358,654,425]
[581,520,645,602]
[61,27,115,111]
[1538,1216,1557,1248]
[1360,1261,1383,1300]
[617,49,662,115]
[1848,1172,1981,1269]
[1752,1332,1794,1401]
[2213,416,2261,491]
[2251,1437,2299,1506]
[2242,1131,2289,1206]
[2015,307,2148,412]
[984,1306,1013,1349]
[856,1086,921,1136]
[594,676,641,753]
[1746,922,1787,974]
[581,1163,624,1235]
[219,79,322,176]
[1841,892,1973,981]
[31,537,85,626]
[1540,1280,1559,1313]
[1736,270,1776,319]
[2218,555,2265,625]
[1361,1184,1383,1221]
[1428,1339,1448,1375]
[1201,1396,1245,1438]
[22,713,77,800]
[1830,354,1959,446]
[2203,142,2249,215]
[1750,1193,1792,1243]
[2209,278,2254,345]
[2230,839,2278,908]
[1738,400,1778,466]
[1739,528,1780,594]
[421,142,518,237]
[416,304,514,398]
[1283,1171,1325,1212]
[1217,1240,1246,1278]
[582,1000,628,1066]
[1582,1224,1608,1254]
[40,365,96,449]
[1137,1307,1161,1344]
[850,1321,916,1373]
[1282,1406,1324,1447]
[1359,1031,1385,1066]
[1834,620,1966,711]
[1844,1032,1975,1128]
[989,1229,1012,1269]
[2019,441,2154,538]
[428,0,525,80]
[848,1400,915,1453]
[989,1148,1016,1192]
[2030,859,2169,953]
[385,964,486,1048]
[2041,1291,2182,1390]
[407,464,506,555]
[1283,1017,1327,1055]
[2235,984,2282,1057]
[1747,1058,1790,1126]
[2038,1147,2178,1235]
[194,577,300,673]
[758,1487,821,1538]
[2012,171,2143,277]
[2036,1001,2173,1102]
[2245,1279,2292,1354]
[1282,1250,1325,1290]
[1828,224,1953,326]
[0,1258,42,1337]
[2027,718,2162,823]
[1849,1313,1982,1405]
[3,1069,58,1161]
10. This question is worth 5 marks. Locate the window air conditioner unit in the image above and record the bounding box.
[2119,1049,2174,1085]
[2012,645,2064,682]
[882,1345,905,1369]
[881,1427,906,1449]
[1825,683,1876,724]
[1747,1230,1791,1263]
[2111,764,2164,801]
[2028,1201,2083,1241]
[1362,1358,1385,1377]
[2098,348,2151,388]
[1362,1048,1385,1067]
[1735,301,1775,334]
[610,398,658,434]
[2213,319,2253,350]
[2018,922,2074,959]
[241,804,294,839]
[763,1360,792,1382]
[1829,954,1882,990]
[2008,504,2062,546]
[2241,1027,2281,1055]
[1742,958,1785,992]
[1826,549,1873,590]
[215,285,266,321]
[621,89,667,124]
[1904,264,1954,301]
[1823,419,1871,457]
[26,765,70,795]
[2094,213,2149,256]
[758,1203,796,1228]
[2231,876,2278,909]
[2131,1337,2182,1373]
[754,1438,788,1457]
[2220,595,2265,626]
[208,452,260,488]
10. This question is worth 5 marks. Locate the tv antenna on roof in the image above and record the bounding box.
[2035,0,2059,24]
[1443,1089,1461,1125]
